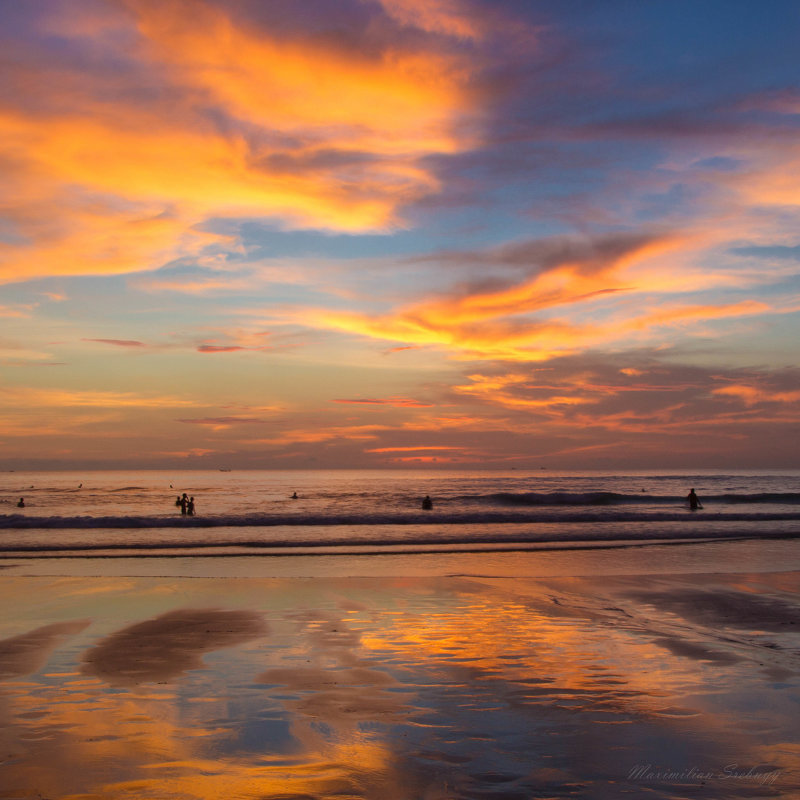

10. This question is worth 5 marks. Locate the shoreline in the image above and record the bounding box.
[3,535,800,579]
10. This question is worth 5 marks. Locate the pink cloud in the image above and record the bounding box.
[177,417,266,426]
[196,345,247,353]
[333,397,434,407]
[712,385,800,406]
[83,338,146,348]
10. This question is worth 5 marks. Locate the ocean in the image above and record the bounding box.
[2,469,799,565]
[3,470,800,799]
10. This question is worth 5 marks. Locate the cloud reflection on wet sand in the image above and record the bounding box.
[0,620,90,679]
[82,608,267,685]
[0,574,797,798]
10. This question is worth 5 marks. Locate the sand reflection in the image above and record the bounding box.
[0,574,797,798]
[82,608,267,684]
[0,620,89,679]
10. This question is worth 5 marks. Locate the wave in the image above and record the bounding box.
[715,493,800,504]
[3,508,800,530]
[475,491,634,506]
[462,491,800,507]
[1,526,799,557]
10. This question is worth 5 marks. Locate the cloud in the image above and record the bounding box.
[251,424,387,445]
[731,244,800,262]
[0,304,37,318]
[302,231,785,361]
[439,359,800,453]
[375,0,484,40]
[0,387,198,409]
[196,344,248,353]
[0,0,492,284]
[712,384,800,406]
[177,416,269,431]
[82,338,146,347]
[364,445,466,453]
[454,372,598,412]
[333,397,434,407]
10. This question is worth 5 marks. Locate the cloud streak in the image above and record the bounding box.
[304,233,786,362]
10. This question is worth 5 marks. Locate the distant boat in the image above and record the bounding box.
[219,468,232,472]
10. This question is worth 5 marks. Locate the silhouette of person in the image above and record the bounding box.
[187,496,195,516]
[180,493,188,515]
[291,492,298,499]
[687,488,701,510]
[422,495,433,510]
[16,497,24,508]
[175,495,182,508]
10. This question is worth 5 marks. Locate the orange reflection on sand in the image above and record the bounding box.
[2,575,798,798]
[4,681,397,800]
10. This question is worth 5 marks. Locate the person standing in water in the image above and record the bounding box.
[687,488,702,510]
[16,497,24,508]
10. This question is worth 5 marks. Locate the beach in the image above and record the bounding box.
[6,1,800,796]
[1,544,798,800]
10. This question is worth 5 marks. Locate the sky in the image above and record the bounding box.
[1,0,800,471]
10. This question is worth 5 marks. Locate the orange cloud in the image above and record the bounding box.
[1,0,482,283]
[0,304,36,318]
[383,454,465,462]
[712,384,800,406]
[365,446,466,453]
[454,372,598,412]
[130,0,474,155]
[622,300,770,332]
[334,397,434,407]
[305,232,777,361]
[177,417,268,432]
[724,141,800,207]
[0,387,199,409]
[251,425,388,446]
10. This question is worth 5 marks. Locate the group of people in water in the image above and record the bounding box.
[175,493,195,516]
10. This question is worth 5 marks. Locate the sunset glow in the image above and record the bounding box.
[2,0,799,469]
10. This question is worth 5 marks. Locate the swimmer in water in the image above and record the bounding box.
[687,488,702,510]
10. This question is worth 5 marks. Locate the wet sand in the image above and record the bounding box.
[0,564,798,799]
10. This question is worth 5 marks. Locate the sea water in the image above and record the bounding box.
[2,469,799,563]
